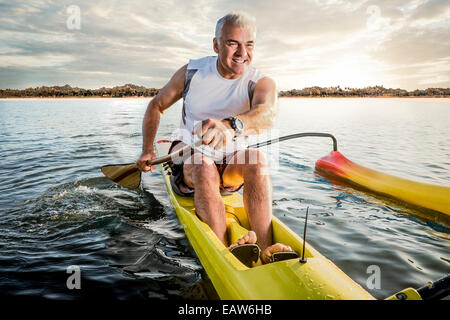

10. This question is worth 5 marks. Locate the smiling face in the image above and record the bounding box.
[213,22,255,79]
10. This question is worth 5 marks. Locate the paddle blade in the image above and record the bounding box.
[101,163,141,189]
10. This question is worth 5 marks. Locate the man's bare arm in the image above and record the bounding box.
[137,65,186,171]
[226,77,277,135]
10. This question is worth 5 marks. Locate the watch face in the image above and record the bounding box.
[235,118,244,131]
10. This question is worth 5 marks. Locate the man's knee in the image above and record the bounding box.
[245,149,267,167]
[242,149,269,177]
[184,153,220,185]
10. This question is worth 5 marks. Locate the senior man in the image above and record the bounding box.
[136,12,296,264]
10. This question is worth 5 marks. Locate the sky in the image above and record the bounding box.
[0,0,449,91]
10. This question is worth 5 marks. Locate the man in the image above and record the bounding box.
[136,12,295,264]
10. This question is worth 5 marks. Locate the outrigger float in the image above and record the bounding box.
[315,150,450,216]
[250,132,450,217]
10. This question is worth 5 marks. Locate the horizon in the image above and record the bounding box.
[1,1,449,90]
[1,82,449,92]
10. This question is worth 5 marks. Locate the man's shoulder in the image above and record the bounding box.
[245,65,268,84]
[256,75,275,85]
[187,56,216,70]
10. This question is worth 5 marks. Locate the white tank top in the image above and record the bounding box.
[177,56,264,159]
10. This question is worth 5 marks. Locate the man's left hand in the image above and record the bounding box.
[193,119,234,150]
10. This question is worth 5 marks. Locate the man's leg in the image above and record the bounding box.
[222,148,272,249]
[223,148,293,263]
[183,152,227,246]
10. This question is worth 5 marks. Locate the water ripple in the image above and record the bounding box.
[1,98,449,300]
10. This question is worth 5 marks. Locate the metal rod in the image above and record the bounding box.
[300,206,309,263]
[248,132,338,151]
[148,132,338,167]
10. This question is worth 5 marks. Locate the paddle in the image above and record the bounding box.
[101,132,338,189]
[101,144,192,189]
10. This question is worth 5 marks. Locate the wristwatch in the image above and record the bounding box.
[225,117,244,136]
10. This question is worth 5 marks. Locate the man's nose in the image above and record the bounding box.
[235,44,247,57]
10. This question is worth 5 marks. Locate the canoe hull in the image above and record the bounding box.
[156,141,374,300]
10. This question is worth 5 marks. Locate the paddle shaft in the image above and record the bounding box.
[146,144,193,166]
[102,133,338,189]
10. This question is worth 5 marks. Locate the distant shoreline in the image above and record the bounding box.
[0,96,153,100]
[279,95,450,99]
[2,96,449,100]
[1,83,449,99]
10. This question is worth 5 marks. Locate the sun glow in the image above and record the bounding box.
[317,56,383,88]
[273,55,385,91]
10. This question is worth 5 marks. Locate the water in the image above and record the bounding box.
[0,97,449,300]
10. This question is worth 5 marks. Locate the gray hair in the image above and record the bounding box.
[215,12,256,44]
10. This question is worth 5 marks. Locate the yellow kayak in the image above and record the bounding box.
[315,151,450,216]
[155,140,375,300]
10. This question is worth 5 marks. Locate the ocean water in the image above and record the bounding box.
[0,97,448,300]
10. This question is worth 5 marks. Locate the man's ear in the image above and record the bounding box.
[213,38,219,54]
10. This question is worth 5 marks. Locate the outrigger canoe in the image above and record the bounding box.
[156,140,376,300]
[101,134,449,300]
[155,140,450,300]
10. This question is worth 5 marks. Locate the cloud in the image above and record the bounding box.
[0,53,74,68]
[0,0,448,90]
[409,0,450,22]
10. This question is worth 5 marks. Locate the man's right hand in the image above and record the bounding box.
[136,151,157,172]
